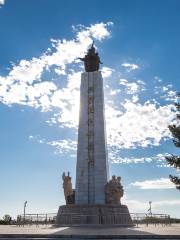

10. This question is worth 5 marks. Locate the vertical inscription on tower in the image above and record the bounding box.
[87,73,95,203]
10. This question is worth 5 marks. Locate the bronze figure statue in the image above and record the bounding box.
[79,43,102,72]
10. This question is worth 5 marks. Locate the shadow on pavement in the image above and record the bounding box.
[51,225,155,236]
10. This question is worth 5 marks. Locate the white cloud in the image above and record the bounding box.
[119,78,128,85]
[0,0,5,6]
[106,101,176,149]
[0,22,177,154]
[0,79,57,110]
[121,63,139,71]
[154,76,162,82]
[130,178,175,189]
[154,82,177,102]
[9,58,45,84]
[119,78,145,94]
[164,90,177,102]
[47,139,77,154]
[29,135,77,154]
[86,22,113,41]
[109,89,121,96]
[154,200,180,206]
[110,156,151,164]
[28,135,46,144]
[101,67,113,78]
[110,153,169,165]
[131,95,139,103]
[48,71,81,128]
[122,198,180,215]
[0,23,112,110]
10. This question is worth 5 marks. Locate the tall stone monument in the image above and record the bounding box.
[56,44,132,225]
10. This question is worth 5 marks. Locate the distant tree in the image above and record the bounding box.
[166,94,180,190]
[3,214,11,224]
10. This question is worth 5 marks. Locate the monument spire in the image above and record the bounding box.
[76,43,108,204]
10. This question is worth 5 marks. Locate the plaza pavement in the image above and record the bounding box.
[0,224,180,236]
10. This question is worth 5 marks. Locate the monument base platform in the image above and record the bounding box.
[56,204,133,226]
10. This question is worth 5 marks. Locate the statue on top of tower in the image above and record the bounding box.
[79,42,102,72]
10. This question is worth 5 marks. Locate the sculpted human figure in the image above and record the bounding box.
[79,43,102,72]
[62,172,75,205]
[105,175,124,204]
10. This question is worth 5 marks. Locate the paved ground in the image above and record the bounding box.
[0,224,180,236]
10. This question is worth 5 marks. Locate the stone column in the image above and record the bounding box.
[75,71,109,205]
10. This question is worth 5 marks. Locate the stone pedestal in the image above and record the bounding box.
[56,204,133,226]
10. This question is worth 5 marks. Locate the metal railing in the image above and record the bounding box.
[16,213,56,226]
[16,212,171,226]
[131,213,171,226]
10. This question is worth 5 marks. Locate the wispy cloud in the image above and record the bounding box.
[130,178,175,189]
[30,131,172,168]
[119,78,145,94]
[29,135,77,155]
[110,153,169,165]
[47,139,77,154]
[121,62,139,71]
[154,81,177,102]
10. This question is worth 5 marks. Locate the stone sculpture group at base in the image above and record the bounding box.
[105,176,124,205]
[56,172,132,225]
[62,172,124,206]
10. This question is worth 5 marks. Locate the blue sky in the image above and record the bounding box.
[0,0,180,218]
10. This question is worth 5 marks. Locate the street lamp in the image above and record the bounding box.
[148,201,152,216]
[23,201,27,225]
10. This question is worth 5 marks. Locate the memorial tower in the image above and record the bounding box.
[56,44,132,225]
[75,44,109,204]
